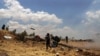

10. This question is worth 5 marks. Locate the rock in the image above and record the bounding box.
[51,49,56,53]
[4,36,12,40]
[75,48,83,52]
[56,53,59,56]
[60,47,65,51]
[63,52,66,55]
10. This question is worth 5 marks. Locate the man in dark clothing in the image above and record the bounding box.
[45,33,50,50]
[66,36,68,43]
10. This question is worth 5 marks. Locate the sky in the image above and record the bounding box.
[0,0,100,39]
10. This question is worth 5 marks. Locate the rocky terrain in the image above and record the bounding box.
[0,30,100,56]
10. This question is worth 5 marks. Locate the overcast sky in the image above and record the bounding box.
[0,0,100,39]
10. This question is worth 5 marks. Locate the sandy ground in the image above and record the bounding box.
[60,40,100,49]
[0,40,100,56]
[0,40,55,56]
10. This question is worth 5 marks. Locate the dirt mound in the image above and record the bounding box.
[0,30,16,40]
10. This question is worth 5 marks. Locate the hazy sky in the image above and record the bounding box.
[0,0,100,39]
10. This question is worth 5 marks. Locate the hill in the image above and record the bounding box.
[0,30,16,40]
[0,30,100,56]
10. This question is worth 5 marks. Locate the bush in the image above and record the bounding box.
[6,26,9,31]
[12,29,16,34]
[16,30,28,42]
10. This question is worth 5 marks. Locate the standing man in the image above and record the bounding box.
[66,36,68,43]
[45,33,51,50]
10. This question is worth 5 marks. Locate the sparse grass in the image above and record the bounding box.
[0,30,100,56]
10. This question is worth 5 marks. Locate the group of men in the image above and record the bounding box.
[45,33,68,50]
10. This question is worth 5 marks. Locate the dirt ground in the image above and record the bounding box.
[0,40,100,56]
[60,40,100,49]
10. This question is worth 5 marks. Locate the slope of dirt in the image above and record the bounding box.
[0,30,16,40]
[0,30,100,56]
[0,40,100,56]
[0,40,55,56]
